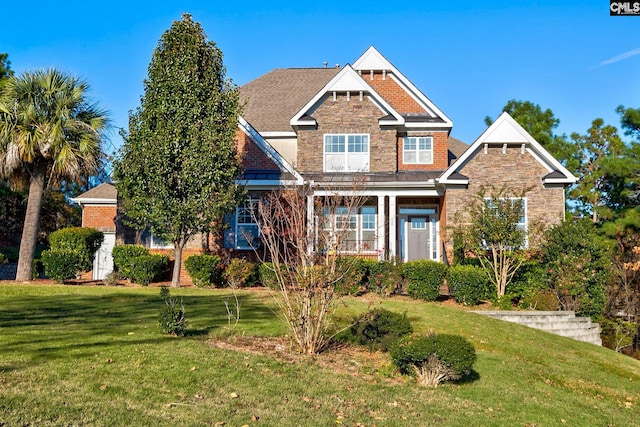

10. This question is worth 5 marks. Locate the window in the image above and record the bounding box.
[150,233,174,249]
[403,136,433,164]
[483,197,527,248]
[322,206,377,253]
[324,134,369,172]
[235,198,260,250]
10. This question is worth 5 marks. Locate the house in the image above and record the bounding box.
[74,46,576,283]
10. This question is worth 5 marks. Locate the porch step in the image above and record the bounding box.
[473,310,602,346]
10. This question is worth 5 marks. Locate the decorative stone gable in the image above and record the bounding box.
[445,144,565,259]
[297,93,397,173]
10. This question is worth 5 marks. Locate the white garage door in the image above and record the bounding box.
[93,232,115,280]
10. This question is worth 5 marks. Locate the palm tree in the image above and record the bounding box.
[0,69,108,280]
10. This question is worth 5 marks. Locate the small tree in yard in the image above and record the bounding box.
[113,14,243,287]
[452,185,530,299]
[256,183,368,354]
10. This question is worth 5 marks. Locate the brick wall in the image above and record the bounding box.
[236,130,280,170]
[397,131,449,171]
[444,145,565,262]
[297,93,397,173]
[82,205,116,232]
[365,71,424,114]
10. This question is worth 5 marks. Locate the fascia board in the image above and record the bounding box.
[71,197,116,205]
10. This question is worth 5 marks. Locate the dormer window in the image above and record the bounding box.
[324,134,370,172]
[403,136,433,164]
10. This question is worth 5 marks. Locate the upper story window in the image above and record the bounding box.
[324,134,369,172]
[403,136,433,164]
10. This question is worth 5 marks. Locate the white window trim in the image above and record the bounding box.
[323,133,370,172]
[483,197,528,249]
[403,136,434,165]
[235,198,260,250]
[321,206,377,253]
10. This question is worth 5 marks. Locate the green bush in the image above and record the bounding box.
[112,244,149,280]
[390,333,476,386]
[334,257,370,296]
[447,265,492,305]
[185,254,222,287]
[130,254,169,285]
[224,258,258,288]
[366,260,403,296]
[159,287,187,336]
[41,249,82,282]
[542,219,611,317]
[48,227,103,272]
[403,260,448,301]
[258,262,281,289]
[521,290,560,311]
[348,308,413,351]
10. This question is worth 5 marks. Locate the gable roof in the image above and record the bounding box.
[240,68,340,134]
[352,46,452,129]
[290,65,404,127]
[72,182,117,205]
[439,112,578,185]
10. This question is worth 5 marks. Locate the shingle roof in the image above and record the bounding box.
[240,68,341,133]
[74,182,117,201]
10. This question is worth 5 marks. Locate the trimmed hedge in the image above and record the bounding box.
[224,258,258,288]
[41,249,82,282]
[366,260,403,296]
[112,245,149,280]
[447,264,492,306]
[185,254,222,287]
[48,227,103,272]
[403,260,448,301]
[258,262,281,289]
[130,254,169,286]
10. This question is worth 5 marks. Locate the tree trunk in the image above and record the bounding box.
[171,241,184,288]
[16,164,47,281]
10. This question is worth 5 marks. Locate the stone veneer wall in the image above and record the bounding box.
[297,93,397,173]
[444,145,565,262]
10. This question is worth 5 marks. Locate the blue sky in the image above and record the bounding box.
[2,1,639,155]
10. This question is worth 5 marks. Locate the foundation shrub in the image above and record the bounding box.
[41,249,82,282]
[112,244,149,280]
[390,333,476,387]
[185,254,223,287]
[404,260,448,301]
[130,254,169,285]
[334,257,369,296]
[366,260,403,296]
[447,264,492,305]
[224,258,258,288]
[48,227,104,272]
[258,262,281,289]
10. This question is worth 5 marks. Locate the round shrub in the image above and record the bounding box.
[112,244,149,280]
[130,254,169,285]
[390,333,476,386]
[48,227,104,272]
[41,249,82,282]
[334,257,369,296]
[185,254,222,287]
[258,262,281,289]
[403,260,448,301]
[224,258,258,288]
[447,264,492,305]
[349,308,413,351]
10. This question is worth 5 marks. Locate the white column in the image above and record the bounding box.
[377,195,385,260]
[389,195,397,260]
[307,194,315,254]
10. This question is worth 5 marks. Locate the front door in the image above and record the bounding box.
[93,232,115,280]
[398,207,438,263]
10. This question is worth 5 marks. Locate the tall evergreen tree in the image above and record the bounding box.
[114,13,243,287]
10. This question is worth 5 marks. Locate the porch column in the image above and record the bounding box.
[377,195,385,260]
[307,194,315,254]
[388,195,397,259]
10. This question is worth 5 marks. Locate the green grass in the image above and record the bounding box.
[0,284,639,426]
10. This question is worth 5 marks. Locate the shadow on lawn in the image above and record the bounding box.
[0,289,277,367]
